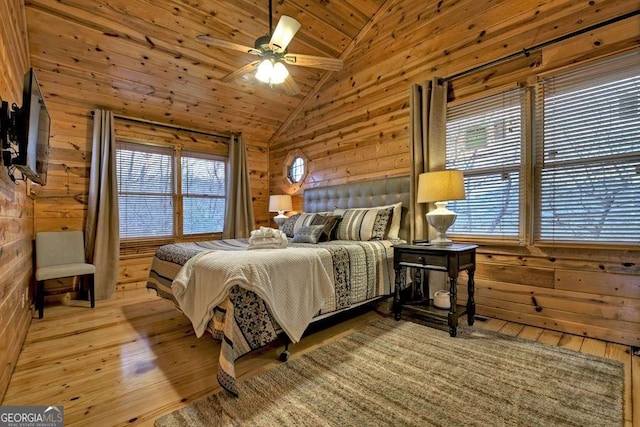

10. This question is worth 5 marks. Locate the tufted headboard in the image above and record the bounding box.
[303,176,411,241]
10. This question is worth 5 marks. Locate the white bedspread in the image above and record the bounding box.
[172,247,334,342]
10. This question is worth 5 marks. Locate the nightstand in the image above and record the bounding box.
[393,243,478,337]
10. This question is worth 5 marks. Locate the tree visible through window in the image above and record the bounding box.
[535,53,640,243]
[116,142,227,239]
[182,152,226,234]
[446,89,523,238]
[444,52,639,245]
[117,143,174,238]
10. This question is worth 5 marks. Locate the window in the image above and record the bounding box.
[446,88,524,239]
[444,51,640,245]
[181,151,226,234]
[283,148,308,186]
[535,53,640,243]
[288,156,305,183]
[117,141,226,240]
[117,143,174,238]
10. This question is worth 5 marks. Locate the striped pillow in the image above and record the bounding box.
[333,207,393,241]
[281,213,317,238]
[334,202,402,239]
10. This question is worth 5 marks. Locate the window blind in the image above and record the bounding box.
[535,52,640,244]
[445,88,524,238]
[116,142,174,238]
[181,151,226,234]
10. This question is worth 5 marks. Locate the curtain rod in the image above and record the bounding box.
[440,10,639,83]
[91,110,232,139]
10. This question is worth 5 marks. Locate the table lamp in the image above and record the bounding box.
[417,170,466,245]
[269,194,293,227]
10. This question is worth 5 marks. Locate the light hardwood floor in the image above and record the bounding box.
[3,288,638,426]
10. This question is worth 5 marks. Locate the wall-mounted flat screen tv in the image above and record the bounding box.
[12,68,50,185]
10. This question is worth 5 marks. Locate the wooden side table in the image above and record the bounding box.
[393,243,478,337]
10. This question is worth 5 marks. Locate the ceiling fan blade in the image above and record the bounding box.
[283,53,343,71]
[220,61,260,83]
[196,35,259,55]
[269,15,301,53]
[282,75,301,96]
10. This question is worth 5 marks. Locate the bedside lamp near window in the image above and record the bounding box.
[417,170,466,246]
[269,195,293,228]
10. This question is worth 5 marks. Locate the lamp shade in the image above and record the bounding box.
[269,195,293,212]
[417,170,465,203]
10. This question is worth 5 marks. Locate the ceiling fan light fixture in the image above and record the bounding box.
[255,58,289,85]
[256,59,274,83]
[196,1,340,95]
[271,61,289,84]
[269,16,301,53]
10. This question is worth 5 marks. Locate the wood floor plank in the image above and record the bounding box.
[498,321,525,337]
[517,325,544,341]
[474,317,507,332]
[558,333,584,351]
[25,296,170,342]
[1,288,634,426]
[581,337,608,358]
[537,329,563,346]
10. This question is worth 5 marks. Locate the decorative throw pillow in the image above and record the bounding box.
[281,213,317,238]
[280,214,298,237]
[333,202,402,239]
[333,206,393,241]
[292,225,326,244]
[384,202,403,239]
[310,214,341,242]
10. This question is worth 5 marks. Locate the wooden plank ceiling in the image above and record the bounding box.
[24,0,386,142]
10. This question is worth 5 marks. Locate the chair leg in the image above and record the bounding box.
[37,280,44,319]
[89,274,95,308]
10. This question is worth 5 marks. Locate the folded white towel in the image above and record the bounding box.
[250,226,279,239]
[247,227,288,249]
[247,241,287,250]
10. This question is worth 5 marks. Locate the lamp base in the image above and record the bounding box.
[426,201,457,246]
[273,212,288,228]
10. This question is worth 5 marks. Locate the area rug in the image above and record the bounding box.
[155,318,623,426]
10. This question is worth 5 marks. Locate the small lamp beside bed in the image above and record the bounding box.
[417,170,466,246]
[269,194,293,228]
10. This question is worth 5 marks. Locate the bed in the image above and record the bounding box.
[146,176,411,395]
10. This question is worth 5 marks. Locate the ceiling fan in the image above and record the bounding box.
[196,0,343,96]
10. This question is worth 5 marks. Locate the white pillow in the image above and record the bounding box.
[333,202,402,239]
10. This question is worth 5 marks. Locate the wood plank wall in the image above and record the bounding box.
[32,110,268,294]
[114,119,227,292]
[0,0,33,401]
[33,111,268,232]
[20,1,285,298]
[270,0,640,346]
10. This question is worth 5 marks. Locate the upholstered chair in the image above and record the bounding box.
[35,231,95,318]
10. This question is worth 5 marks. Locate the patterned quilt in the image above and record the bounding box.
[146,238,398,395]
